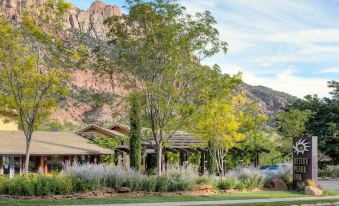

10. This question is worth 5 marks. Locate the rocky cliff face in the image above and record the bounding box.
[0,0,298,126]
[0,0,121,40]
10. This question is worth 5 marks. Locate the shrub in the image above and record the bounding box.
[319,165,339,178]
[0,175,76,196]
[195,175,215,185]
[64,164,198,193]
[230,166,267,190]
[217,177,239,190]
[265,164,293,189]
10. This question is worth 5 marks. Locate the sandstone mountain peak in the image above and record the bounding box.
[0,0,121,40]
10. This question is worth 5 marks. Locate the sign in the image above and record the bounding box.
[293,136,318,189]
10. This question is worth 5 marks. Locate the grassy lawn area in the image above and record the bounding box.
[1,191,338,206]
[200,199,339,206]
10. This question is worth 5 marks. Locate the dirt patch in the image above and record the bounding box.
[0,188,267,200]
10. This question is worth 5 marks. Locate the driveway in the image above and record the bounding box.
[319,179,339,190]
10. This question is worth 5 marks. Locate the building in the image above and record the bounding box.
[78,123,270,173]
[0,131,112,176]
[78,124,207,173]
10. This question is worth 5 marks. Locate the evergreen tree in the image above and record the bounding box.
[206,141,216,174]
[129,93,142,171]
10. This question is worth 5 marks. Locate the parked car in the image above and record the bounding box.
[260,164,290,175]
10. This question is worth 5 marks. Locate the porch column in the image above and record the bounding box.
[0,156,3,175]
[44,157,48,174]
[19,156,23,175]
[199,152,206,175]
[9,156,15,178]
[38,156,44,173]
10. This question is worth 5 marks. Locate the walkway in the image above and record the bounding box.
[77,196,339,206]
[319,180,339,190]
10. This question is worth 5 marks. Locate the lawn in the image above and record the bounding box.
[1,190,338,206]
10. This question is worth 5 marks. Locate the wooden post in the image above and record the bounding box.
[9,156,14,178]
[19,156,23,175]
[0,156,3,175]
[38,156,44,173]
[44,157,48,174]
[199,152,206,175]
[22,156,25,175]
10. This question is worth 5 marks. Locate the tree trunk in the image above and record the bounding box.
[156,144,163,175]
[24,140,31,175]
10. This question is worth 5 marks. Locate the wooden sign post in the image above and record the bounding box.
[293,136,318,189]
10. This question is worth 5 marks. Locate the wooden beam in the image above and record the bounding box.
[0,156,3,175]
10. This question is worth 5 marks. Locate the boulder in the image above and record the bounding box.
[195,184,213,191]
[268,178,288,191]
[117,187,131,193]
[304,186,322,196]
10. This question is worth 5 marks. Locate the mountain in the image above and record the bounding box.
[0,0,298,126]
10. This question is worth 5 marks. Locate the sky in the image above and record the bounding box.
[68,0,339,98]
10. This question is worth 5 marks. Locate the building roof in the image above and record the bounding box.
[0,131,113,155]
[166,131,203,149]
[78,124,126,138]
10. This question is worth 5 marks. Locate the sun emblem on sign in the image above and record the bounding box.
[293,139,310,155]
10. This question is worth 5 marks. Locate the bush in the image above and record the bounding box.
[319,165,339,178]
[217,177,239,190]
[195,175,215,185]
[64,164,197,193]
[230,166,267,190]
[0,175,76,196]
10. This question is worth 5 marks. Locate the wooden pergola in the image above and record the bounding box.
[78,124,271,173]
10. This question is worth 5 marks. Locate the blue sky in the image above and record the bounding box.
[68,0,339,98]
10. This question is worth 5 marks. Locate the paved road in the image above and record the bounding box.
[75,196,339,206]
[319,180,339,190]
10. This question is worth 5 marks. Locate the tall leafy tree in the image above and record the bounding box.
[0,0,74,174]
[276,109,313,149]
[193,94,248,175]
[105,0,228,174]
[129,92,142,171]
[206,141,216,174]
[286,82,339,163]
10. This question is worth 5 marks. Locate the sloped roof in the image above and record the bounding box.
[78,124,126,137]
[0,131,113,155]
[166,131,203,149]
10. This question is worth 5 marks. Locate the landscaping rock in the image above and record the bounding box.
[103,187,115,193]
[117,187,131,193]
[195,184,213,191]
[268,178,288,191]
[304,186,322,196]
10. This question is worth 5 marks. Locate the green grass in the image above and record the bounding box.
[202,199,339,206]
[0,190,338,206]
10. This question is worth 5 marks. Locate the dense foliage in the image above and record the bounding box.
[0,175,94,196]
[0,0,76,173]
[105,0,233,175]
[129,93,142,171]
[281,81,339,163]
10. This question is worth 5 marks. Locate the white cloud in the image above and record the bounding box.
[179,0,338,97]
[270,29,339,43]
[316,67,339,74]
[221,64,330,98]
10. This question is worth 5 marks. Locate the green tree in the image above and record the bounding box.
[105,0,228,174]
[286,82,338,163]
[193,94,248,175]
[206,141,216,174]
[0,1,73,174]
[276,109,313,155]
[328,80,339,101]
[129,93,142,171]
